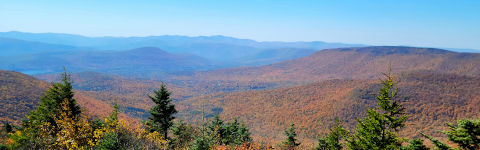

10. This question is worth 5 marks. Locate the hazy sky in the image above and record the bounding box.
[1,0,479,49]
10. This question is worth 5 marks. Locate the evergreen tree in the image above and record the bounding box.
[401,138,429,150]
[420,132,451,150]
[223,118,252,145]
[207,114,225,145]
[170,120,194,149]
[234,122,252,145]
[205,115,251,146]
[96,132,121,150]
[190,134,211,150]
[106,102,120,130]
[316,119,348,150]
[3,122,12,133]
[97,103,122,150]
[147,83,177,139]
[27,69,81,128]
[347,72,408,150]
[316,137,328,150]
[109,102,119,122]
[283,123,300,149]
[443,118,480,150]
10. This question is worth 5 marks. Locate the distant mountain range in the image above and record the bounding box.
[0,31,364,66]
[2,31,479,77]
[1,46,218,76]
[0,37,83,56]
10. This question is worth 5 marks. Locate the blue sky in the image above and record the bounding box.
[1,0,479,49]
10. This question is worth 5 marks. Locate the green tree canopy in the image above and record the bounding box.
[283,123,301,149]
[147,83,177,139]
[442,118,479,150]
[27,69,81,128]
[205,115,252,146]
[316,119,348,150]
[170,120,194,149]
[401,138,429,150]
[347,72,408,150]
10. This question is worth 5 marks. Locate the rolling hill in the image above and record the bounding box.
[35,71,196,119]
[0,70,132,124]
[0,70,50,122]
[177,71,480,143]
[172,46,480,85]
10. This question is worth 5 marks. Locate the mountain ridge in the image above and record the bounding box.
[0,46,218,75]
[175,46,480,84]
[0,31,364,64]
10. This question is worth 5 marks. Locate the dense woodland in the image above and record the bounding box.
[178,71,480,143]
[0,47,480,149]
[0,71,49,123]
[0,69,479,149]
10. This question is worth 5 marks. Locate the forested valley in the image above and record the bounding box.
[0,67,478,149]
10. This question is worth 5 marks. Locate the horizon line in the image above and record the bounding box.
[1,30,479,52]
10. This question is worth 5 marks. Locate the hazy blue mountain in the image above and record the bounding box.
[0,37,83,56]
[0,47,218,76]
[237,48,316,66]
[444,48,480,53]
[0,31,365,63]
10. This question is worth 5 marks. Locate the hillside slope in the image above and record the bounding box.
[29,46,480,143]
[177,71,480,143]
[31,46,480,124]
[175,46,480,84]
[0,70,50,122]
[0,70,131,123]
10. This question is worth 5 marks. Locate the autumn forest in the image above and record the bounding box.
[1,1,480,149]
[1,45,480,149]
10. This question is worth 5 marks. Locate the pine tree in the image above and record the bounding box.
[224,118,252,145]
[347,72,408,150]
[97,103,121,150]
[443,118,480,150]
[170,120,194,149]
[206,115,251,146]
[190,134,211,150]
[234,122,252,145]
[4,122,13,133]
[106,102,120,129]
[316,137,328,150]
[109,102,119,122]
[147,83,177,139]
[283,123,300,149]
[207,114,224,145]
[420,117,480,150]
[420,132,451,150]
[223,118,240,145]
[27,69,81,128]
[316,119,348,150]
[400,138,429,150]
